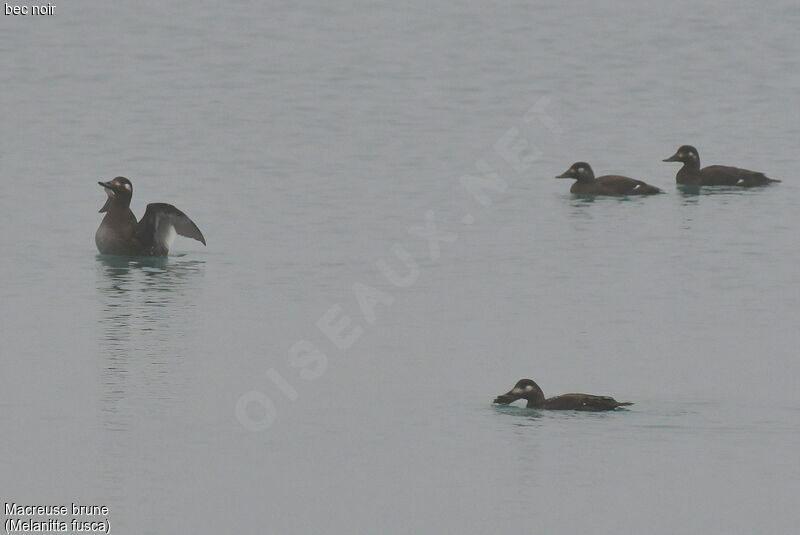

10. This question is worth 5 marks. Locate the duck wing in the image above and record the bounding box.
[544,393,633,411]
[700,165,779,186]
[135,203,206,256]
[595,175,662,195]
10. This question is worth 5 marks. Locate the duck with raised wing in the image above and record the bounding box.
[663,145,780,187]
[95,176,206,256]
[556,162,662,195]
[493,379,632,411]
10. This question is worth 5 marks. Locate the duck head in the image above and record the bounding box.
[556,162,595,183]
[98,176,133,212]
[493,379,546,407]
[663,145,699,164]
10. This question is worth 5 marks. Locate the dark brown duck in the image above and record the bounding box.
[493,379,632,411]
[95,176,206,256]
[663,145,780,187]
[556,162,662,195]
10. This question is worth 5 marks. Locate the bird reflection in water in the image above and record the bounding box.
[94,254,205,500]
[95,253,205,405]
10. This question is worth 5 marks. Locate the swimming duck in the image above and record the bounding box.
[556,162,662,195]
[663,145,780,187]
[95,176,206,256]
[493,379,632,411]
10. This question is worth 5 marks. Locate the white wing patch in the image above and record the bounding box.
[632,184,641,190]
[156,215,178,251]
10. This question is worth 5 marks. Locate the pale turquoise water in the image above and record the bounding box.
[2,1,799,533]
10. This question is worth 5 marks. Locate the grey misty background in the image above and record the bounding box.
[1,1,799,534]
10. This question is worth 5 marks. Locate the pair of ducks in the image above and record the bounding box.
[557,145,780,195]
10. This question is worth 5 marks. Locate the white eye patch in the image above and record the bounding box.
[524,385,534,392]
[577,167,585,173]
[123,183,132,191]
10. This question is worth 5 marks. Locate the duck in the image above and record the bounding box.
[492,379,633,411]
[95,176,206,256]
[556,162,662,195]
[663,145,780,187]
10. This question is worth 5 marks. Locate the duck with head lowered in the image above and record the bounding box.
[556,162,662,195]
[95,176,206,256]
[493,379,632,411]
[663,145,780,187]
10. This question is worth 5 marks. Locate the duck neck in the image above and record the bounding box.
[676,160,700,183]
[682,158,700,172]
[100,194,132,215]
[524,386,546,408]
[525,396,545,409]
[102,203,131,219]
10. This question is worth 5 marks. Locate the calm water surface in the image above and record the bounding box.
[2,1,799,533]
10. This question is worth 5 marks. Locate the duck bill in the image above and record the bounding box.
[662,152,681,162]
[98,181,115,213]
[493,388,523,405]
[555,170,574,179]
